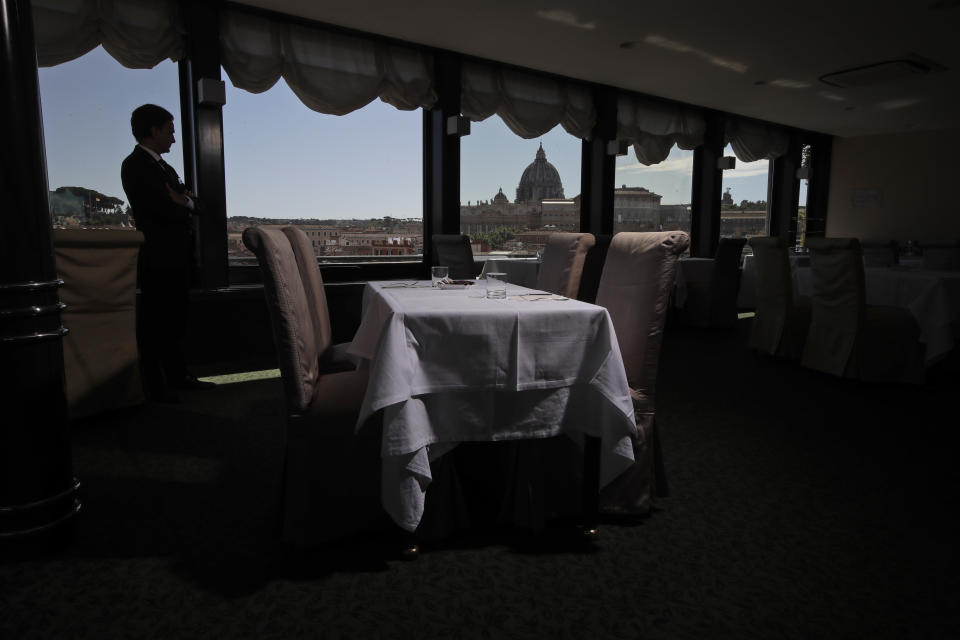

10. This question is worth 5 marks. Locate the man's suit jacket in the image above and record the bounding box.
[121,145,194,270]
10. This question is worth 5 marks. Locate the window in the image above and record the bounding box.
[222,76,423,267]
[720,143,771,244]
[796,143,811,249]
[38,46,183,229]
[460,116,581,257]
[613,145,693,236]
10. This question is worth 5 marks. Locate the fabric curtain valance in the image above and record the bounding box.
[32,0,185,68]
[724,117,789,162]
[460,61,595,140]
[616,94,705,165]
[220,9,436,116]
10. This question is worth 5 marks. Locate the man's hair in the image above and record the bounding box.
[130,104,174,142]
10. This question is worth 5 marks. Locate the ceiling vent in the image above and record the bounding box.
[820,58,944,88]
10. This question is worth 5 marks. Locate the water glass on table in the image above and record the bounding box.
[431,266,448,288]
[485,272,507,299]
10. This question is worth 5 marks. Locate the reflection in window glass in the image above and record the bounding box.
[613,145,693,238]
[38,46,182,229]
[460,116,580,256]
[720,143,770,245]
[223,76,422,265]
[796,144,811,249]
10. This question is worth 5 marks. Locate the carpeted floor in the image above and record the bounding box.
[2,320,959,639]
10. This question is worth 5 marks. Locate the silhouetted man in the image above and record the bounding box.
[121,104,213,402]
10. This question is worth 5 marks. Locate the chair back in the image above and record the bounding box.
[596,231,690,412]
[801,237,865,376]
[281,226,334,357]
[242,226,320,414]
[862,242,897,267]
[535,232,595,298]
[747,236,792,353]
[921,246,960,271]
[709,237,746,325]
[433,234,477,279]
[576,234,613,304]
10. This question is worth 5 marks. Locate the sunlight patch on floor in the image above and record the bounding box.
[198,369,281,385]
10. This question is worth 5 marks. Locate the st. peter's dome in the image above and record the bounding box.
[515,143,564,203]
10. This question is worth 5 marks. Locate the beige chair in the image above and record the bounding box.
[433,234,479,280]
[861,242,898,267]
[54,229,145,418]
[242,226,381,546]
[747,236,811,359]
[596,231,690,515]
[676,237,746,328]
[801,237,925,384]
[280,225,358,372]
[921,246,960,271]
[534,232,595,298]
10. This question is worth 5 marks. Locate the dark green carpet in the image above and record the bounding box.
[2,320,958,639]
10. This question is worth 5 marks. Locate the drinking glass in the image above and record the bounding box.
[485,272,507,299]
[431,266,449,288]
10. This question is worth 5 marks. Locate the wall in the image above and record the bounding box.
[826,128,960,244]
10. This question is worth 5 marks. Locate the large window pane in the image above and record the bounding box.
[613,146,693,238]
[720,143,770,244]
[460,117,581,256]
[39,46,182,229]
[223,76,422,266]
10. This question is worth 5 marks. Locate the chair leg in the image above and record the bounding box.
[652,418,669,497]
[582,435,601,537]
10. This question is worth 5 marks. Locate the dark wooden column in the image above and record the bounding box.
[579,87,616,236]
[423,52,462,268]
[804,133,833,239]
[690,112,724,257]
[0,0,79,540]
[768,131,801,241]
[182,0,228,290]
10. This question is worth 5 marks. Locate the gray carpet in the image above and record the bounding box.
[2,320,958,639]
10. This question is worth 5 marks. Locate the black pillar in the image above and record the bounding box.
[804,133,833,239]
[690,112,724,257]
[182,0,228,290]
[768,131,801,241]
[0,0,79,540]
[579,87,616,236]
[423,52,461,267]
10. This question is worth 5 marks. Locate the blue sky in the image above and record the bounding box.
[38,46,793,219]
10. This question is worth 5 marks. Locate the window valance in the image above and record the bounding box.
[32,0,185,68]
[724,117,789,162]
[220,9,436,115]
[617,94,705,165]
[460,61,595,140]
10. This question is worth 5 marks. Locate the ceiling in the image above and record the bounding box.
[233,0,960,138]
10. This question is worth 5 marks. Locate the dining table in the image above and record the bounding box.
[794,266,960,364]
[346,279,637,532]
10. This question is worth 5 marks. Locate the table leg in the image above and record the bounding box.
[582,435,601,537]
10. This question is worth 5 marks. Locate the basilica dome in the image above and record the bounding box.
[515,143,564,203]
[492,187,509,204]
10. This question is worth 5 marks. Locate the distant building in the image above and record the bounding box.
[515,143,565,203]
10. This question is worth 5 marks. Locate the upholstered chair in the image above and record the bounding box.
[242,226,381,546]
[432,234,479,280]
[677,236,746,328]
[596,231,690,515]
[281,225,358,372]
[801,237,925,384]
[921,246,960,271]
[534,232,595,298]
[747,236,811,359]
[861,242,898,267]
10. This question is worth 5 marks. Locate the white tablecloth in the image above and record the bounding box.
[479,258,541,288]
[347,280,637,531]
[795,267,960,363]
